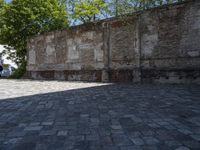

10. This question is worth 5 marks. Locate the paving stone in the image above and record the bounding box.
[80,114,89,118]
[0,80,199,149]
[73,140,90,150]
[142,145,160,150]
[190,134,200,141]
[157,121,170,126]
[111,125,122,130]
[35,143,48,150]
[30,122,40,126]
[7,131,26,137]
[129,131,142,137]
[42,122,54,126]
[24,126,43,131]
[100,136,113,146]
[183,140,200,149]
[163,125,176,130]
[165,140,182,147]
[143,137,160,145]
[57,130,68,136]
[13,142,36,150]
[39,130,56,136]
[18,123,27,128]
[175,146,190,150]
[178,129,192,135]
[120,145,143,150]
[130,137,145,146]
[112,134,132,146]
[141,130,155,136]
[102,146,119,150]
[4,138,22,144]
[55,122,66,126]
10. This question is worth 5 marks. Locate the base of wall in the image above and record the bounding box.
[26,70,102,82]
[26,68,200,84]
[141,68,200,84]
[26,69,141,82]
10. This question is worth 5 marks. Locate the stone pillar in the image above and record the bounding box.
[102,22,111,82]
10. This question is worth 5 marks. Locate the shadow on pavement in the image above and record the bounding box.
[0,83,200,150]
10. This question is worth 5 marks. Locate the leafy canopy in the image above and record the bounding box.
[64,0,184,24]
[0,0,68,65]
[65,0,108,25]
[107,0,184,16]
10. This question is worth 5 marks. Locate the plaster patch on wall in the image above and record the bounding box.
[79,44,93,50]
[94,43,104,62]
[46,45,55,56]
[29,50,36,65]
[45,55,55,64]
[68,46,79,60]
[67,38,73,46]
[95,63,104,69]
[46,35,54,43]
[192,9,200,30]
[82,31,94,40]
[75,37,82,44]
[179,3,200,54]
[69,63,82,70]
[141,34,158,57]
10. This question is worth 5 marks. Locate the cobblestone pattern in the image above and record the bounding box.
[0,80,200,150]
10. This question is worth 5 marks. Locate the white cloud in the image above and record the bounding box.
[0,45,17,68]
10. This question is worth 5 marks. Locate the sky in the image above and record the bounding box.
[0,45,17,67]
[5,0,12,3]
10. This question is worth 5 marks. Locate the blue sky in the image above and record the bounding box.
[5,0,12,3]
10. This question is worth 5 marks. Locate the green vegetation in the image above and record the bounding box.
[2,64,9,68]
[66,0,107,24]
[65,0,185,24]
[9,61,26,79]
[0,0,68,78]
[107,0,184,16]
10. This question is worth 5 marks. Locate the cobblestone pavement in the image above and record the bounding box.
[0,80,200,150]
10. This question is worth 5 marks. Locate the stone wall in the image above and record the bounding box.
[27,0,200,83]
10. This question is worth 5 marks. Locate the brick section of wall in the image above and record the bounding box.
[27,0,200,83]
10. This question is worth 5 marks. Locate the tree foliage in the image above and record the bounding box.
[65,0,107,25]
[63,0,185,24]
[0,0,5,24]
[0,0,68,66]
[107,0,185,17]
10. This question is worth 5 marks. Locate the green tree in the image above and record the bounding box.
[65,0,108,25]
[0,0,4,8]
[108,0,185,17]
[0,0,68,76]
[0,0,5,24]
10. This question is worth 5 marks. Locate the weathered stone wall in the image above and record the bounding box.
[140,0,200,83]
[27,0,200,83]
[27,24,104,81]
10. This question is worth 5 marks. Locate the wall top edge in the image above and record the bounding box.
[27,0,194,42]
